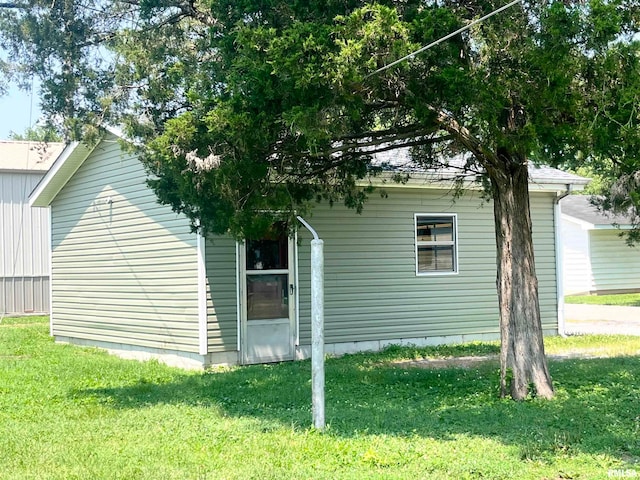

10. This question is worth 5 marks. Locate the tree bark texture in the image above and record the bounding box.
[490,160,555,400]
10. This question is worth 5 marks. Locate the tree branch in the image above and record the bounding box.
[117,0,218,27]
[323,129,442,156]
[0,2,28,8]
[429,106,501,174]
[337,123,436,142]
[279,134,453,180]
[78,9,196,48]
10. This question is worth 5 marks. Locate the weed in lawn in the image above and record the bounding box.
[368,341,501,362]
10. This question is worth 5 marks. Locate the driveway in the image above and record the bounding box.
[564,303,640,335]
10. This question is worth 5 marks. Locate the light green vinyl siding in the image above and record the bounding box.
[589,230,640,292]
[296,189,558,345]
[530,194,560,329]
[205,236,238,352]
[50,135,201,353]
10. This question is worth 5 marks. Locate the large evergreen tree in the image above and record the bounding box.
[3,0,640,399]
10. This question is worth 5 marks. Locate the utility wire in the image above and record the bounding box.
[364,0,523,79]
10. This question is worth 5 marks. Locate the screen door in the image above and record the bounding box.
[240,225,295,364]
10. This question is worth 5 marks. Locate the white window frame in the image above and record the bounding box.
[414,213,459,276]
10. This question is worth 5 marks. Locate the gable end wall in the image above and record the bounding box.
[49,136,201,353]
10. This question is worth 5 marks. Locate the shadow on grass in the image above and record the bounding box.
[72,353,640,462]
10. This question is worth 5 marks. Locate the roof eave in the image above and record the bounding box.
[28,141,97,207]
[561,213,596,230]
[0,168,50,174]
[365,172,589,192]
[593,224,633,230]
[560,214,634,230]
[529,181,589,192]
[363,173,474,190]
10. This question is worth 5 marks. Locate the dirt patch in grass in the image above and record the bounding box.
[394,355,499,369]
[391,347,639,370]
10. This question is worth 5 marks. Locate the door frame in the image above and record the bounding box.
[237,232,298,364]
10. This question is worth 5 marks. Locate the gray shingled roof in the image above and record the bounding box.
[560,195,632,226]
[370,149,590,185]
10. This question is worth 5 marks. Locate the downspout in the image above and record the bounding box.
[554,184,572,337]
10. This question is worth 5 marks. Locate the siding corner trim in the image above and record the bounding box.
[197,232,208,355]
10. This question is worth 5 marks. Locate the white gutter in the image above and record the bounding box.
[361,173,589,193]
[554,186,572,337]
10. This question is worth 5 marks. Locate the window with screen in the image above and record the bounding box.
[415,214,458,274]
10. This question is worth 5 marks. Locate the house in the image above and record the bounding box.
[29,132,588,368]
[560,195,639,295]
[1,141,65,315]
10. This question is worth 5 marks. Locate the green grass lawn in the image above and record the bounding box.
[565,293,640,306]
[1,317,639,479]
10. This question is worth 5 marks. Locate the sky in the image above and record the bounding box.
[0,83,41,140]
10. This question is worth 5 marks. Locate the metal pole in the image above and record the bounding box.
[296,216,325,430]
[310,238,325,429]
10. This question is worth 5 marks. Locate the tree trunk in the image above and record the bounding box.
[490,159,555,400]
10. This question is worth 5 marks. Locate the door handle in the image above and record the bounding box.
[289,284,295,295]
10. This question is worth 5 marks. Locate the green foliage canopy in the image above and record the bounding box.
[2,0,640,239]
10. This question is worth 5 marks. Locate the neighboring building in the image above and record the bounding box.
[1,141,65,315]
[29,132,588,368]
[560,195,639,295]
